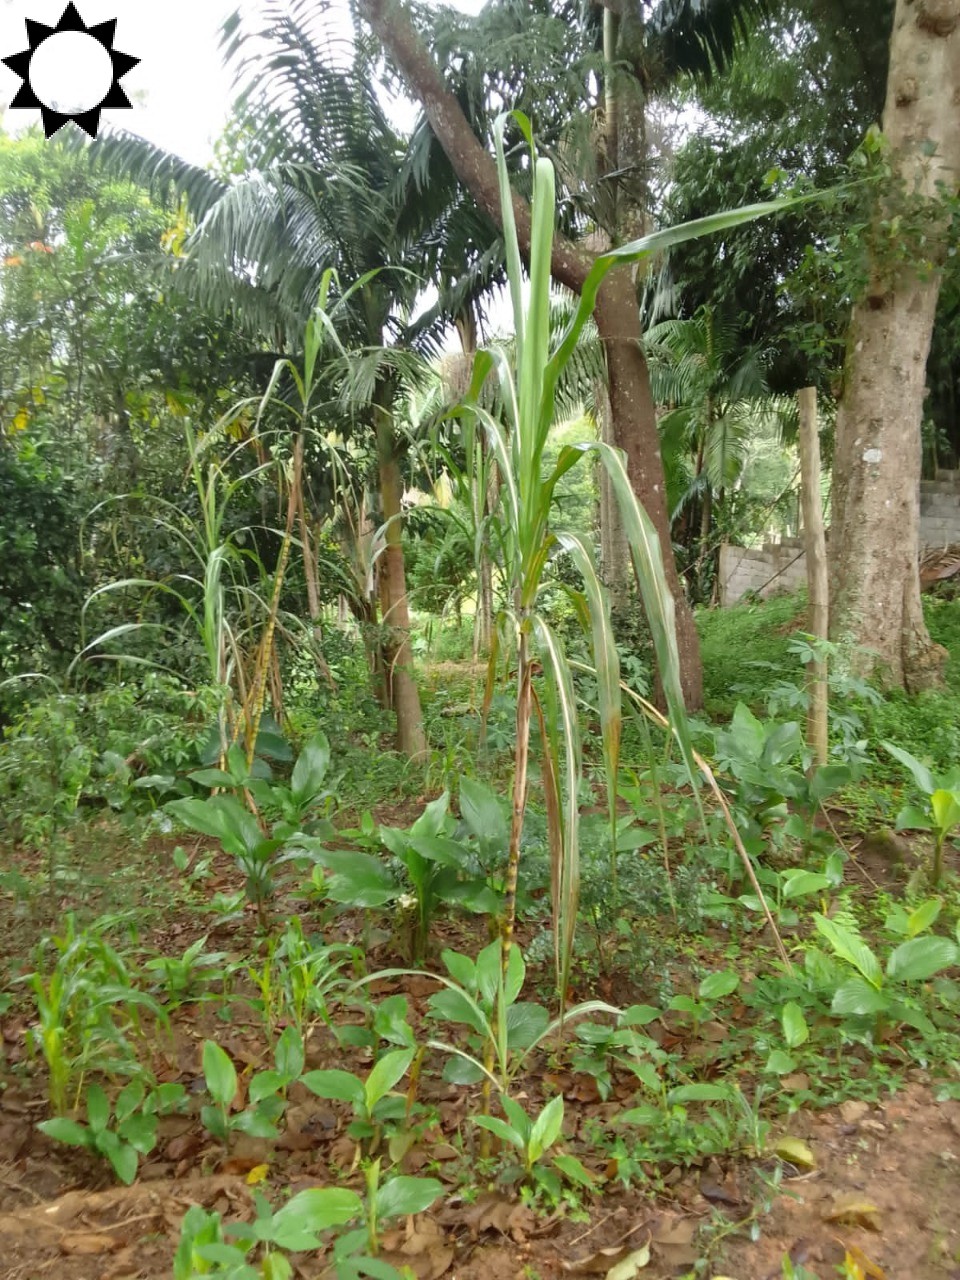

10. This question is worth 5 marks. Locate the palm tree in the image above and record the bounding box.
[84,2,489,760]
[357,0,776,710]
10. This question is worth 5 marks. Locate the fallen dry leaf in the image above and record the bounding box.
[220,1155,265,1176]
[700,1177,742,1207]
[651,1216,697,1268]
[824,1193,882,1231]
[164,1132,201,1162]
[652,1218,694,1247]
[456,1191,535,1241]
[59,1231,122,1255]
[382,1244,453,1280]
[781,1073,810,1092]
[605,1243,651,1279]
[393,1220,455,1280]
[774,1136,816,1170]
[562,1244,637,1274]
[844,1244,887,1279]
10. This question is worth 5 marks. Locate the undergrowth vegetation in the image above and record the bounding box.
[2,8,960,1276]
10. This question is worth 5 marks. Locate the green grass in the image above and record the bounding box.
[697,590,960,784]
[697,592,806,719]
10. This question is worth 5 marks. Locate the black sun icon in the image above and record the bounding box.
[2,3,139,139]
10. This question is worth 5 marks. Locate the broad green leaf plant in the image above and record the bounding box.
[467,112,799,996]
[883,741,960,885]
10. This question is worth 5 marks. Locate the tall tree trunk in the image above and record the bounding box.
[475,477,494,661]
[799,387,829,765]
[374,383,428,761]
[456,306,494,660]
[595,271,704,708]
[358,0,703,710]
[595,377,630,610]
[297,484,321,625]
[830,0,959,690]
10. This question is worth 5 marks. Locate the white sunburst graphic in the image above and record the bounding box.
[2,2,139,138]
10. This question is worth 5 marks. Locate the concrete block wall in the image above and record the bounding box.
[920,470,960,547]
[719,538,807,605]
[719,471,960,605]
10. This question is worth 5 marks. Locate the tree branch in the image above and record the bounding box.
[357,0,592,294]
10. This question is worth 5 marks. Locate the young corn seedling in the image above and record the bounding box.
[273,917,359,1038]
[26,916,164,1114]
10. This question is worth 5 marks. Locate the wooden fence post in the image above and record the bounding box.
[798,386,829,766]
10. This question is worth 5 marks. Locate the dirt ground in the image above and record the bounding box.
[2,1000,959,1280]
[1,832,959,1280]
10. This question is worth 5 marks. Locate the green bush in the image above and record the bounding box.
[697,591,960,784]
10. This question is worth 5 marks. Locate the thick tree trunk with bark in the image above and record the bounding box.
[799,387,829,765]
[373,384,428,761]
[358,0,704,709]
[830,0,960,690]
[595,377,630,611]
[595,271,704,708]
[455,308,495,659]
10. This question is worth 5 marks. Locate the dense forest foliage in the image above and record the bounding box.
[1,1,960,1277]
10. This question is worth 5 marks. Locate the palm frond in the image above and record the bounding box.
[84,129,228,220]
[648,0,774,84]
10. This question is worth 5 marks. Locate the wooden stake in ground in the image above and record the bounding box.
[798,386,829,766]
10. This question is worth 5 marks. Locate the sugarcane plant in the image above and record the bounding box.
[468,112,799,1000]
